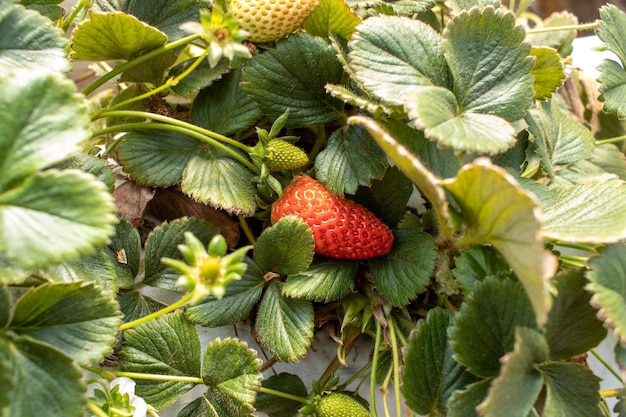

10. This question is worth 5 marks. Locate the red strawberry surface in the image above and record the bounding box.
[271,175,394,260]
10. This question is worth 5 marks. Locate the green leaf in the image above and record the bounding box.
[120,51,177,85]
[241,33,344,127]
[449,277,538,378]
[453,246,512,293]
[314,124,388,195]
[0,283,10,328]
[70,12,167,61]
[586,244,626,344]
[118,291,167,323]
[540,362,604,417]
[402,308,477,415]
[369,228,437,306]
[478,328,547,417]
[56,153,116,193]
[0,170,117,270]
[526,97,595,178]
[117,130,197,187]
[445,0,500,14]
[448,379,493,417]
[597,5,626,118]
[254,216,315,275]
[545,270,607,360]
[527,11,577,57]
[348,15,450,106]
[202,338,262,416]
[107,219,142,289]
[539,179,626,243]
[143,217,219,290]
[177,396,214,417]
[443,7,534,121]
[256,281,314,362]
[283,258,358,302]
[190,67,262,136]
[181,144,258,216]
[43,250,118,295]
[0,0,68,72]
[0,70,88,189]
[558,143,626,183]
[185,259,265,327]
[93,0,204,41]
[303,0,361,40]
[20,0,64,20]
[119,311,201,409]
[10,282,121,364]
[0,336,86,417]
[255,373,308,417]
[529,47,566,100]
[170,57,230,97]
[442,158,558,326]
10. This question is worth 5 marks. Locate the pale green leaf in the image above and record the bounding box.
[0,170,117,270]
[254,216,314,275]
[0,0,68,72]
[349,15,450,106]
[443,7,534,120]
[545,270,606,360]
[445,0,500,14]
[449,277,538,378]
[241,33,344,127]
[369,228,437,306]
[0,70,88,189]
[117,130,197,187]
[190,67,262,136]
[314,124,388,195]
[70,12,167,61]
[202,338,262,416]
[558,144,626,183]
[0,336,86,417]
[478,328,547,417]
[182,146,258,216]
[530,47,566,100]
[442,158,558,326]
[540,362,604,417]
[283,258,358,302]
[597,59,626,119]
[586,244,626,345]
[303,0,361,39]
[539,179,626,243]
[10,282,121,364]
[597,5,626,67]
[402,308,477,415]
[256,282,314,362]
[119,311,201,409]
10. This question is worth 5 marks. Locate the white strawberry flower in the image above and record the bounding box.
[109,377,148,417]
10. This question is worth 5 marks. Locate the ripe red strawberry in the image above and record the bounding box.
[271,175,394,260]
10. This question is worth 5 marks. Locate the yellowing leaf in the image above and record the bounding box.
[530,47,566,100]
[303,0,361,39]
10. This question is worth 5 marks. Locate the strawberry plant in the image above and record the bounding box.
[3,0,626,416]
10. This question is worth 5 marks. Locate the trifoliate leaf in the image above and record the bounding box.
[530,47,566,100]
[71,12,167,61]
[254,216,314,275]
[256,281,314,362]
[540,362,604,417]
[10,282,121,364]
[545,270,607,360]
[241,33,344,127]
[119,311,201,409]
[403,308,478,415]
[0,336,86,417]
[303,0,361,40]
[283,258,358,302]
[182,145,258,216]
[118,291,167,323]
[191,67,262,136]
[597,5,626,118]
[185,259,265,327]
[449,277,538,378]
[0,0,68,72]
[348,15,450,106]
[586,244,626,345]
[314,124,388,195]
[369,228,437,306]
[478,328,547,417]
[442,158,558,326]
[539,179,626,243]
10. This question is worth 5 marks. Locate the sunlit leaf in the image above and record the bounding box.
[303,0,361,39]
[530,47,566,100]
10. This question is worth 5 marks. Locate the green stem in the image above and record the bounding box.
[308,125,327,162]
[60,0,85,33]
[554,241,599,254]
[258,387,310,404]
[558,253,590,266]
[81,34,202,96]
[338,361,372,391]
[526,21,600,34]
[600,388,623,399]
[596,135,626,146]
[238,215,257,245]
[109,370,203,384]
[387,318,403,417]
[370,321,382,417]
[591,349,624,383]
[119,292,195,331]
[87,400,110,417]
[600,398,612,417]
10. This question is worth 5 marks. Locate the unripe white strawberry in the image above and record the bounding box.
[228,0,319,43]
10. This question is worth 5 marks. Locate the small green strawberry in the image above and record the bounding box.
[264,139,309,171]
[314,393,371,417]
[228,0,320,43]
